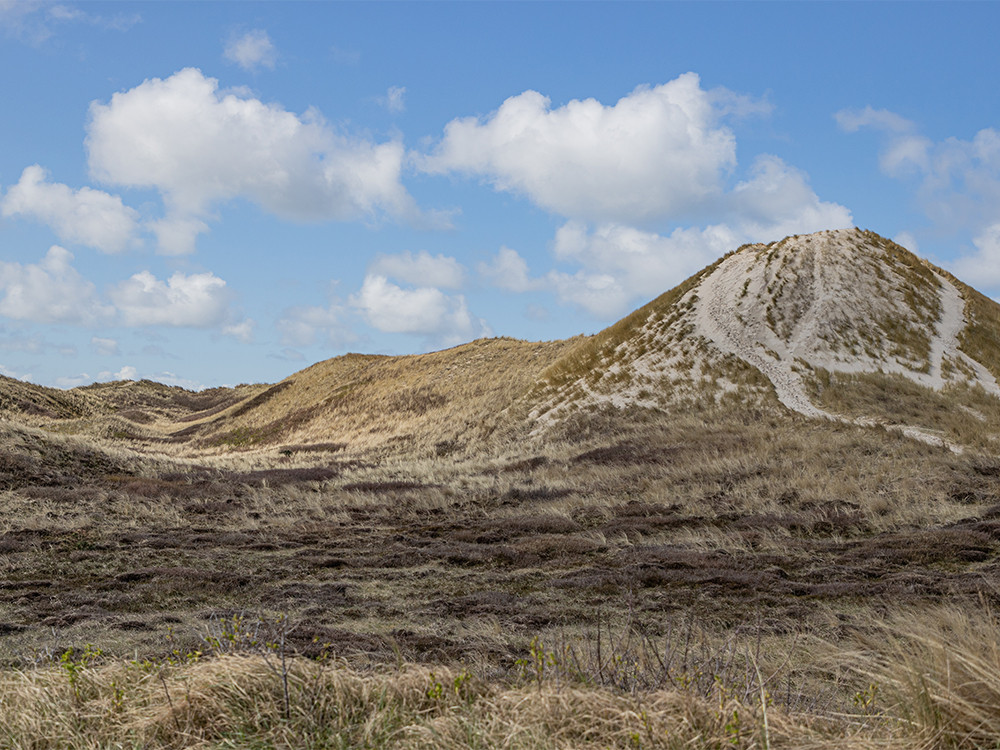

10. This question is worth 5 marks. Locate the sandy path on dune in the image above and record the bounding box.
[691,235,998,451]
[693,249,833,420]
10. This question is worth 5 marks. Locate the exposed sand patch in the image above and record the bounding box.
[690,228,1000,450]
[532,228,1000,452]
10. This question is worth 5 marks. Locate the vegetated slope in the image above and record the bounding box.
[0,374,93,421]
[157,337,579,457]
[532,227,1000,450]
[4,227,1000,456]
[7,230,1000,750]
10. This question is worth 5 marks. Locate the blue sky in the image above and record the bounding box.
[2,1,1000,389]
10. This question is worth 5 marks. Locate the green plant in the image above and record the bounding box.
[59,643,103,699]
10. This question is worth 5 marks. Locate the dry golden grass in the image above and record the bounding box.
[802,367,1000,451]
[0,654,806,749]
[5,228,1000,748]
[7,606,1000,749]
[139,337,578,459]
[955,280,1000,382]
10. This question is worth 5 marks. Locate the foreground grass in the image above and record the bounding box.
[4,605,1000,749]
[0,656,784,749]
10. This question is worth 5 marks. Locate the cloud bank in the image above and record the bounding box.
[838,105,1000,292]
[2,165,139,253]
[87,68,422,254]
[420,73,750,224]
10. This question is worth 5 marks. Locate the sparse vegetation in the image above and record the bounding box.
[4,229,1000,747]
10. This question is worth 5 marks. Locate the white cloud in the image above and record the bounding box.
[369,250,465,289]
[90,336,120,356]
[222,319,256,344]
[0,326,43,354]
[420,75,852,319]
[419,73,752,223]
[835,105,914,135]
[835,107,932,176]
[1,164,140,253]
[109,270,235,328]
[53,373,92,388]
[148,215,211,257]
[544,222,728,316]
[839,107,1000,227]
[113,365,138,381]
[0,247,251,336]
[951,224,1000,289]
[87,68,421,254]
[727,155,854,237]
[49,4,140,31]
[0,363,33,382]
[546,270,631,319]
[276,303,344,347]
[1,1,139,43]
[478,246,542,293]
[147,370,205,390]
[381,85,406,113]
[0,246,113,325]
[352,274,490,343]
[508,159,852,319]
[224,29,277,71]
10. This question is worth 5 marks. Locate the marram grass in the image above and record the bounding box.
[6,608,1000,750]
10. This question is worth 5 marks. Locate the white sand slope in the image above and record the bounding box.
[693,246,830,420]
[531,228,1000,451]
[691,228,1000,448]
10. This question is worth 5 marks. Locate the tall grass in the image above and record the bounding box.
[856,605,1000,749]
[9,608,1000,749]
[0,650,838,749]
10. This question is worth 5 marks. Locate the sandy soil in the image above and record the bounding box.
[691,228,1000,449]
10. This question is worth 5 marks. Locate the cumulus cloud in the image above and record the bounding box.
[951,224,1000,289]
[221,319,256,344]
[109,270,235,328]
[276,303,344,347]
[224,29,277,71]
[0,325,44,354]
[352,274,490,343]
[90,336,120,356]
[113,364,138,381]
[0,246,113,325]
[148,215,211,257]
[727,155,854,237]
[484,159,852,318]
[0,363,33,382]
[419,73,754,223]
[369,250,465,289]
[87,68,421,254]
[838,106,1000,229]
[426,76,852,318]
[1,165,140,253]
[0,245,249,337]
[836,107,931,177]
[541,223,728,316]
[478,246,542,293]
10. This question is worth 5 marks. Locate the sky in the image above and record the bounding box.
[2,1,1000,390]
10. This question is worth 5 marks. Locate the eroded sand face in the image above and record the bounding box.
[690,229,1000,448]
[535,228,1000,451]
